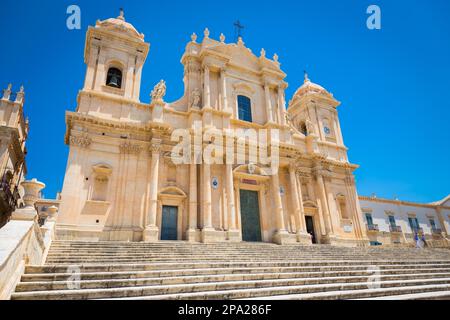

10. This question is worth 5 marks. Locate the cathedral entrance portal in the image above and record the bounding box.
[305,216,317,244]
[161,206,178,240]
[239,190,262,242]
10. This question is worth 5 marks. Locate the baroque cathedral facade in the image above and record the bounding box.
[56,11,369,246]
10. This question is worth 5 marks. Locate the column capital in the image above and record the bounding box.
[149,138,162,154]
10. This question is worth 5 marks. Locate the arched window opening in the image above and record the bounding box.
[299,121,307,136]
[106,67,122,89]
[237,95,252,122]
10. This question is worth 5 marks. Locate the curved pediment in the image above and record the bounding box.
[158,186,187,198]
[233,163,271,176]
[303,200,318,208]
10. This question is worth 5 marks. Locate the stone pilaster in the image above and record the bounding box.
[278,85,286,126]
[187,163,198,241]
[264,82,273,123]
[226,164,239,241]
[289,164,311,244]
[201,163,215,242]
[143,139,161,242]
[203,65,210,108]
[313,167,335,243]
[271,172,289,244]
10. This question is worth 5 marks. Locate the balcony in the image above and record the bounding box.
[366,224,379,232]
[411,227,424,234]
[432,228,443,235]
[0,179,20,212]
[389,225,402,233]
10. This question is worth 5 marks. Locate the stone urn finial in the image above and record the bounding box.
[21,178,45,208]
[47,205,58,222]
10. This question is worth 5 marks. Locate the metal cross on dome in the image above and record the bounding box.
[234,20,245,41]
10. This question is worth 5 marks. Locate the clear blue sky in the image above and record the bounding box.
[1,0,449,203]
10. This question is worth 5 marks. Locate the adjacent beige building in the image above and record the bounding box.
[55,11,370,246]
[0,84,28,227]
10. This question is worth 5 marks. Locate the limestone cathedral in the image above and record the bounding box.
[56,11,369,246]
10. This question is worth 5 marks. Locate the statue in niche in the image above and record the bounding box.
[151,80,166,103]
[190,88,201,109]
[306,119,316,136]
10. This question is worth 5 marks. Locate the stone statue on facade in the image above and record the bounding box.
[306,119,316,136]
[190,88,201,109]
[151,80,166,104]
[285,113,302,135]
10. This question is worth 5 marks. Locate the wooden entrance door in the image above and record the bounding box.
[239,190,262,242]
[161,206,178,240]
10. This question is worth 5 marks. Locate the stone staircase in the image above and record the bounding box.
[10,240,450,300]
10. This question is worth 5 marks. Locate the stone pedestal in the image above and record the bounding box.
[272,230,295,245]
[143,225,159,242]
[201,228,218,243]
[296,231,312,245]
[227,229,241,242]
[186,229,199,242]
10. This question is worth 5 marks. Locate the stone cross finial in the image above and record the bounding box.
[191,32,197,43]
[118,8,125,20]
[304,70,310,83]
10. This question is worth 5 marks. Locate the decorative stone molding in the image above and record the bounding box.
[119,142,142,155]
[190,88,201,109]
[69,134,92,148]
[150,80,166,105]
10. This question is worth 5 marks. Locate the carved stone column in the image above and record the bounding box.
[144,139,161,242]
[201,163,215,242]
[289,165,311,244]
[226,164,239,241]
[220,69,228,112]
[264,83,273,123]
[271,172,289,244]
[314,168,334,242]
[278,85,286,126]
[187,163,198,241]
[203,65,211,108]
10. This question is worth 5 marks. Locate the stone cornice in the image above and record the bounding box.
[359,195,450,210]
[77,90,148,110]
[65,111,171,144]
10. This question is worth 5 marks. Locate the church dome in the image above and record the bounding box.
[95,9,144,41]
[293,73,333,99]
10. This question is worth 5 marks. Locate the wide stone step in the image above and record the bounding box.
[241,283,450,300]
[12,277,450,300]
[21,264,450,282]
[27,260,450,274]
[15,271,450,293]
[22,264,450,281]
[354,290,450,300]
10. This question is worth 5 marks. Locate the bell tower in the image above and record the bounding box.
[82,9,150,102]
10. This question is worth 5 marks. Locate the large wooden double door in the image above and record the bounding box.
[239,190,262,242]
